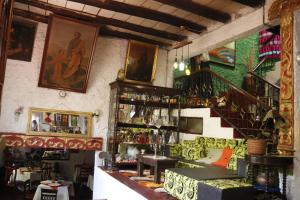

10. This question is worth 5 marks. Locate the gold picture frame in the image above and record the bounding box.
[124,40,158,84]
[27,107,92,138]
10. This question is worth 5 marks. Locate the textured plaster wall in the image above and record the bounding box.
[0,22,168,146]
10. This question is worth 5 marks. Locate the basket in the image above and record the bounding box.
[247,139,266,155]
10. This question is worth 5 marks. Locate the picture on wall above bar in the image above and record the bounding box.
[124,40,158,84]
[28,107,92,138]
[7,19,37,62]
[38,15,99,93]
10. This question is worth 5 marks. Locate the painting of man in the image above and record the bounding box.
[38,15,99,93]
[125,41,158,83]
[8,19,37,61]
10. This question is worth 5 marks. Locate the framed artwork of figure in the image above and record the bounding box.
[8,19,37,62]
[38,15,99,93]
[124,40,158,84]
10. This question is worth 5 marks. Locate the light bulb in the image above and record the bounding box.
[173,58,178,69]
[185,68,191,75]
[179,61,185,71]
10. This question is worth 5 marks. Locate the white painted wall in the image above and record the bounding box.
[179,108,234,140]
[0,22,168,144]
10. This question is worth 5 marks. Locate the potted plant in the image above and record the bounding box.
[247,107,285,155]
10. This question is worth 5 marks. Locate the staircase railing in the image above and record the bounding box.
[174,68,272,138]
[245,71,280,108]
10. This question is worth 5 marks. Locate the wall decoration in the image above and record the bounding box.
[38,15,99,93]
[208,42,235,67]
[28,107,92,138]
[125,40,158,84]
[7,19,37,62]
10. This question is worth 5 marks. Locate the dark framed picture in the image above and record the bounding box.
[8,19,37,61]
[124,40,158,84]
[61,114,69,126]
[38,15,99,93]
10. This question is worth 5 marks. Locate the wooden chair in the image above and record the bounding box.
[41,188,58,200]
[4,166,17,188]
[78,166,93,184]
[41,162,52,180]
[23,179,39,199]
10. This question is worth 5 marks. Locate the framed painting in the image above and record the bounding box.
[124,40,158,84]
[38,15,99,93]
[8,18,37,62]
[208,42,235,68]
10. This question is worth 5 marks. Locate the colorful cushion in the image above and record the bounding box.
[196,148,223,164]
[212,147,233,168]
[169,144,182,157]
[182,144,206,160]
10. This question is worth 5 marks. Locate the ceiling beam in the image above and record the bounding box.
[69,0,207,33]
[16,0,186,42]
[152,0,230,23]
[13,8,171,47]
[232,0,265,7]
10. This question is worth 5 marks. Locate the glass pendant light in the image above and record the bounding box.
[173,48,178,69]
[185,44,191,75]
[179,47,185,71]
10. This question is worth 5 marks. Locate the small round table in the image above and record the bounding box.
[246,155,293,200]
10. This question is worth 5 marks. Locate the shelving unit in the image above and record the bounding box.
[107,80,181,167]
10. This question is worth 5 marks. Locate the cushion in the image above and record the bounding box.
[196,148,223,164]
[212,147,233,168]
[182,144,206,160]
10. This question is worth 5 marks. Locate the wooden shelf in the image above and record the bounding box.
[119,98,178,108]
[117,122,177,131]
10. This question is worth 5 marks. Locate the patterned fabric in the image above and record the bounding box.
[164,169,251,200]
[176,161,204,168]
[170,137,246,170]
[228,143,247,170]
[169,144,182,157]
[200,179,251,190]
[164,169,199,200]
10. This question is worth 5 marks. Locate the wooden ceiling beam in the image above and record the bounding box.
[232,0,265,7]
[69,0,207,33]
[15,0,186,42]
[13,8,171,47]
[152,0,230,23]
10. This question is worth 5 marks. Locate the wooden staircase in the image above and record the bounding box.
[174,68,278,139]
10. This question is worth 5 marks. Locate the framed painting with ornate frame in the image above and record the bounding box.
[27,107,92,138]
[124,40,158,84]
[38,15,99,93]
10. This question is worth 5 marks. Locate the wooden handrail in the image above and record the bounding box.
[175,68,271,110]
[247,71,280,90]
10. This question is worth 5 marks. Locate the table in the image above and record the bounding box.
[11,167,41,182]
[33,180,74,200]
[137,155,177,183]
[246,155,293,200]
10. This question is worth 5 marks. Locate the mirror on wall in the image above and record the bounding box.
[27,107,92,138]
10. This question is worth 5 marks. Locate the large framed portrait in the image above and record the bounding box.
[124,40,158,84]
[38,15,99,93]
[8,18,37,62]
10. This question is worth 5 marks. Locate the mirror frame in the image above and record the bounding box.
[27,107,93,138]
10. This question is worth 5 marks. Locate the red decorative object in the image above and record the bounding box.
[0,134,102,150]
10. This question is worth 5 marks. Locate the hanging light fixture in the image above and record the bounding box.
[179,47,185,71]
[173,48,178,69]
[185,44,191,75]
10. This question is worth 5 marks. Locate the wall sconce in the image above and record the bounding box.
[93,109,101,122]
[296,51,300,65]
[14,106,24,121]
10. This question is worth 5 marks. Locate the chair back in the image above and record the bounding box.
[41,162,52,180]
[41,188,57,200]
[4,166,17,187]
[78,166,93,184]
